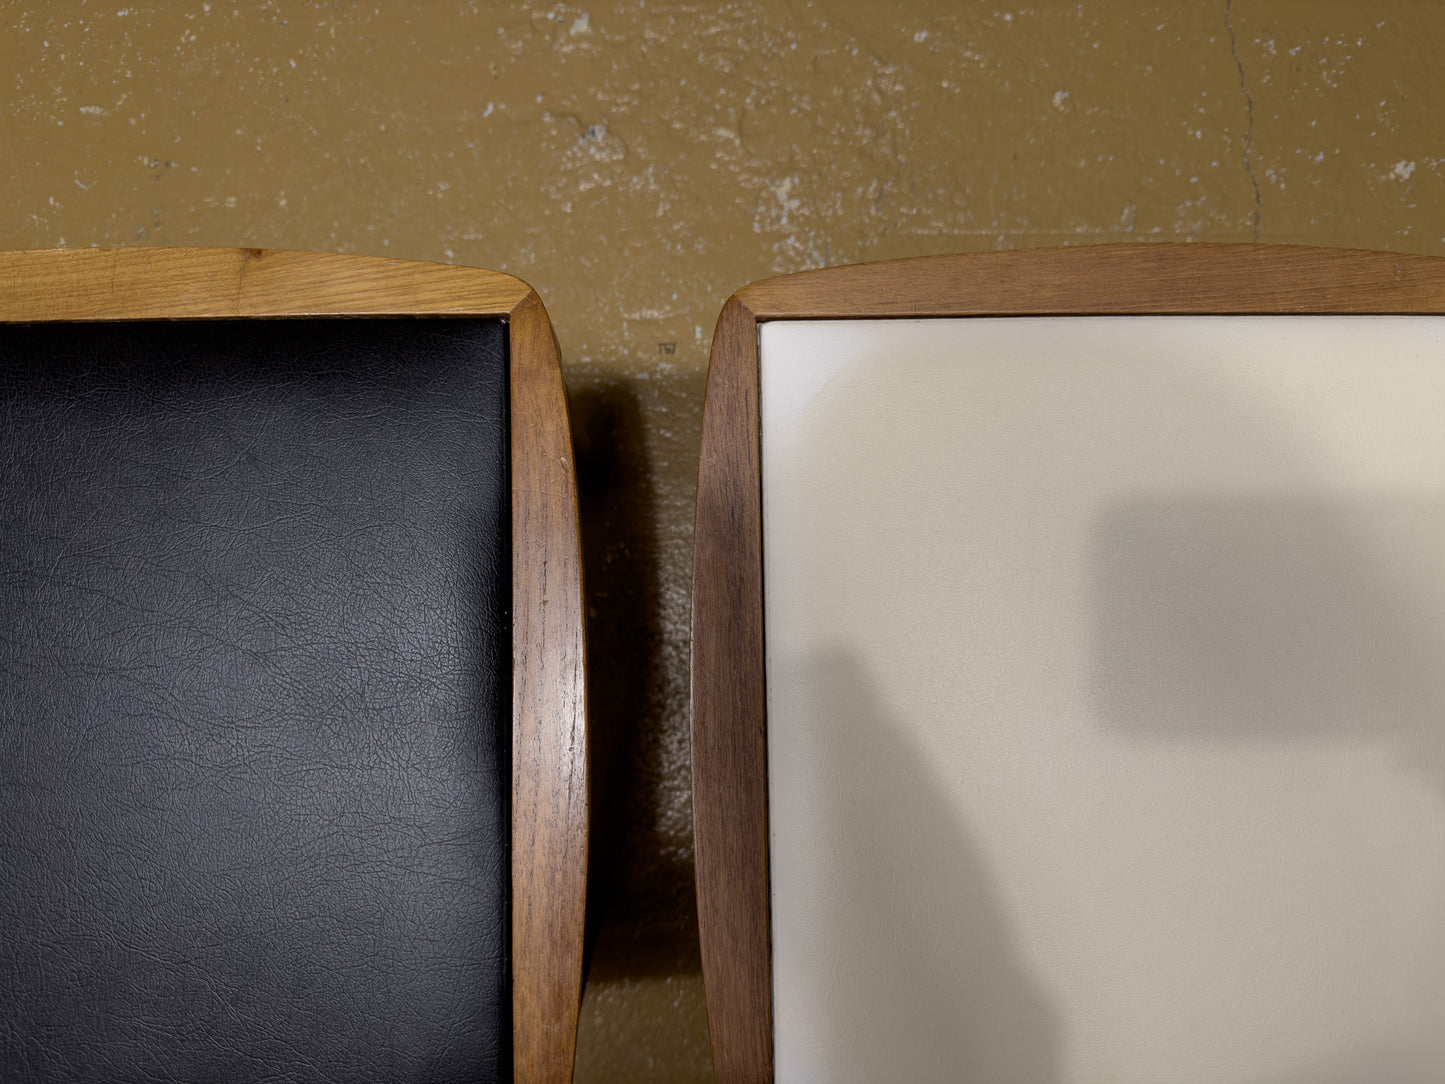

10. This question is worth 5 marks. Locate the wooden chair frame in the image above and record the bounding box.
[0,246,587,1084]
[690,242,1445,1082]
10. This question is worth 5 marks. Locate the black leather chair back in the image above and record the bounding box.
[2,317,511,1081]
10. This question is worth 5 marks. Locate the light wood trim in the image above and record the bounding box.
[691,243,1445,1083]
[0,246,531,320]
[509,290,589,1084]
[691,296,772,1083]
[736,243,1445,318]
[0,247,587,1082]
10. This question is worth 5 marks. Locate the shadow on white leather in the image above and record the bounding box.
[762,316,1445,1083]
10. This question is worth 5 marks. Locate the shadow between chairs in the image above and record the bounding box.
[567,372,702,977]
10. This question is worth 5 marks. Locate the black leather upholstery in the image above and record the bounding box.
[0,319,511,1082]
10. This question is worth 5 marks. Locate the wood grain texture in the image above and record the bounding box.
[0,247,588,1082]
[510,290,590,1084]
[690,296,773,1083]
[690,243,1445,1083]
[737,244,1445,318]
[0,246,530,320]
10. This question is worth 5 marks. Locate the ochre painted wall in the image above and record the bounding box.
[4,3,1442,1079]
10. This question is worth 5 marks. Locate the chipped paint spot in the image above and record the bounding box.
[1391,160,1417,181]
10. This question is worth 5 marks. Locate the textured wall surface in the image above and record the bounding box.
[3,3,1443,1079]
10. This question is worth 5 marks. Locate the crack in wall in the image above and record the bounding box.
[1225,0,1263,241]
